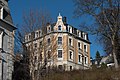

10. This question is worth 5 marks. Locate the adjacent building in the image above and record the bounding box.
[0,0,16,80]
[24,13,91,73]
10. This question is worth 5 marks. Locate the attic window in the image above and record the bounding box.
[58,25,61,31]
[48,27,51,32]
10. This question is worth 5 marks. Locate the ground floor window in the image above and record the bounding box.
[58,65,63,70]
[70,66,72,71]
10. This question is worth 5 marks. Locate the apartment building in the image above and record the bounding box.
[24,13,91,71]
[0,0,16,80]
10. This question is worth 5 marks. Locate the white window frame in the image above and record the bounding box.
[83,33,87,40]
[58,25,62,31]
[58,37,62,45]
[78,41,82,51]
[84,44,87,52]
[69,37,73,46]
[70,27,72,33]
[35,31,39,38]
[78,53,82,64]
[25,35,28,42]
[84,56,88,64]
[78,31,81,37]
[48,26,51,33]
[69,50,73,61]
[39,30,42,37]
[57,49,63,60]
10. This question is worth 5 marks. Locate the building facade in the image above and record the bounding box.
[24,13,91,72]
[0,0,16,80]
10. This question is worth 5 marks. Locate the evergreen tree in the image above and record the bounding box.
[95,51,101,66]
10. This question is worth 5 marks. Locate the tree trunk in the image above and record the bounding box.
[112,40,119,69]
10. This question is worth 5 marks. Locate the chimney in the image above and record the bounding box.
[63,16,67,24]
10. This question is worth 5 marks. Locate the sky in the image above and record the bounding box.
[8,0,104,58]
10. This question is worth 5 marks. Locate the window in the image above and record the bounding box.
[48,38,50,45]
[78,31,81,37]
[48,51,51,59]
[70,66,72,71]
[58,37,62,45]
[69,50,73,60]
[39,31,42,37]
[69,38,72,46]
[58,50,62,58]
[78,42,81,50]
[84,45,87,52]
[83,33,87,40]
[58,25,61,31]
[28,35,31,40]
[31,32,35,39]
[39,41,42,48]
[36,32,39,38]
[34,43,37,48]
[48,27,51,32]
[40,54,42,61]
[25,35,28,42]
[78,55,81,62]
[58,65,63,70]
[69,27,72,33]
[48,27,50,31]
[85,34,87,40]
[85,56,88,64]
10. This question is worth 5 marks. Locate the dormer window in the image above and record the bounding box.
[47,26,51,33]
[58,25,62,31]
[83,33,87,40]
[35,32,39,38]
[78,31,81,37]
[39,30,42,37]
[69,27,72,33]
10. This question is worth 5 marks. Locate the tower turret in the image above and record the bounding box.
[57,13,62,21]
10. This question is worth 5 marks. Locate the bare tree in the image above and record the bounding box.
[16,10,60,80]
[73,0,120,69]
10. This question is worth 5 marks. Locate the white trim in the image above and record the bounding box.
[0,31,3,49]
[84,43,87,52]
[78,53,82,64]
[57,49,63,60]
[0,7,3,19]
[58,25,62,31]
[69,50,73,61]
[78,41,82,50]
[58,36,62,45]
[84,56,88,65]
[68,37,73,46]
